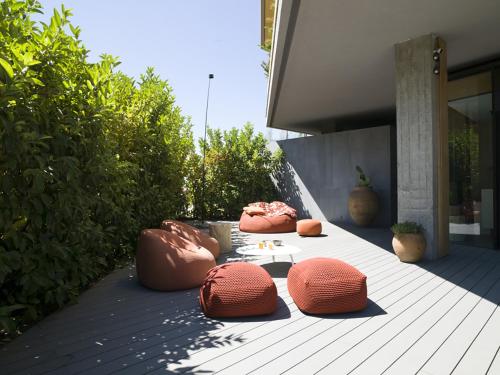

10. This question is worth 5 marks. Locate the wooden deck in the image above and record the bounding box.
[1,222,500,375]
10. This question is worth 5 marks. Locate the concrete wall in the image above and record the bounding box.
[271,126,394,227]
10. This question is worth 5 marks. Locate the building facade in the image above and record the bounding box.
[263,0,500,258]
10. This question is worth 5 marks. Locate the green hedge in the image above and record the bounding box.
[189,124,283,220]
[0,0,281,339]
[0,0,195,337]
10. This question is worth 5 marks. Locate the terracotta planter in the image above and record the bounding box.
[348,186,379,226]
[392,233,426,263]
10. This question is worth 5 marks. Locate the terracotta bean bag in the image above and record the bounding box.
[297,219,322,236]
[136,229,216,291]
[161,220,220,259]
[239,212,296,234]
[200,262,278,318]
[287,258,367,314]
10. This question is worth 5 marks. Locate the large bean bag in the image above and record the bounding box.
[200,262,277,318]
[161,220,220,259]
[287,258,367,314]
[239,212,296,233]
[297,219,322,236]
[136,229,216,291]
[239,201,297,233]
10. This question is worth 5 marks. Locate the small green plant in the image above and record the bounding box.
[355,165,372,188]
[391,221,423,235]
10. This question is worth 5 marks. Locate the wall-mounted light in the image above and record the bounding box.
[432,48,443,75]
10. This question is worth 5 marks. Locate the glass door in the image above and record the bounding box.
[448,71,496,248]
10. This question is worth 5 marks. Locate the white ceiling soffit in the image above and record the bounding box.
[267,0,500,133]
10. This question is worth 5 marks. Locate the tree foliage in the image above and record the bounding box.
[260,41,272,78]
[0,0,281,339]
[190,123,283,220]
[0,0,194,338]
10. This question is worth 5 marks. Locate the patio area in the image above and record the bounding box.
[1,222,500,375]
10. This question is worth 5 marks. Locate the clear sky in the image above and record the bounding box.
[37,0,270,141]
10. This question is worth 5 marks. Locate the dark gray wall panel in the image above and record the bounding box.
[271,126,393,227]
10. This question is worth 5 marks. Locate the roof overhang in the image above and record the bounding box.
[266,0,500,133]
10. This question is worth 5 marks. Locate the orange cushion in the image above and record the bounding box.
[297,219,322,236]
[243,206,266,216]
[239,212,296,233]
[287,258,367,314]
[136,229,216,291]
[161,220,220,259]
[200,262,277,318]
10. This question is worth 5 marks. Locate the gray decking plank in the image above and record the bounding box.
[487,346,500,375]
[166,249,468,374]
[1,222,499,375]
[246,263,440,375]
[346,262,500,374]
[384,265,500,375]
[8,231,389,375]
[85,243,398,374]
[283,252,485,374]
[419,276,500,375]
[251,255,471,375]
[453,306,500,375]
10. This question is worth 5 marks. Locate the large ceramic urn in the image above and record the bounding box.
[392,233,426,263]
[348,186,379,226]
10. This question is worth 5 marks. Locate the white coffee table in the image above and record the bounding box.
[236,244,302,264]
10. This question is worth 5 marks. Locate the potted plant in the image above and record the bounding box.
[348,166,379,226]
[391,221,426,262]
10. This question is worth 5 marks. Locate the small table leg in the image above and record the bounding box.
[290,255,295,264]
[272,256,276,262]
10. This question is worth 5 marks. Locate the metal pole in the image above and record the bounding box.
[201,73,214,224]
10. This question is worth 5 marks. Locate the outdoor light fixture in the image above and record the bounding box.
[432,48,443,75]
[201,73,215,223]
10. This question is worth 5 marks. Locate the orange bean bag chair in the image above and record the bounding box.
[136,229,216,291]
[297,219,322,236]
[200,262,278,318]
[161,220,220,259]
[287,258,367,314]
[239,212,296,233]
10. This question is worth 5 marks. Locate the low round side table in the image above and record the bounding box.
[236,244,302,263]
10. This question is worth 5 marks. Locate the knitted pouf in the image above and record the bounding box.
[287,257,367,314]
[200,262,277,318]
[297,219,322,236]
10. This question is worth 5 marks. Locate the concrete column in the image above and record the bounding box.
[395,34,449,260]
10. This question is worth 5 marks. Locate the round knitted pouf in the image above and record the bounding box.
[200,262,277,318]
[287,258,367,314]
[297,219,322,236]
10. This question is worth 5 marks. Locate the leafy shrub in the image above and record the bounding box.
[391,222,423,235]
[355,165,372,188]
[0,0,279,340]
[189,123,283,220]
[0,0,281,335]
[0,0,194,339]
